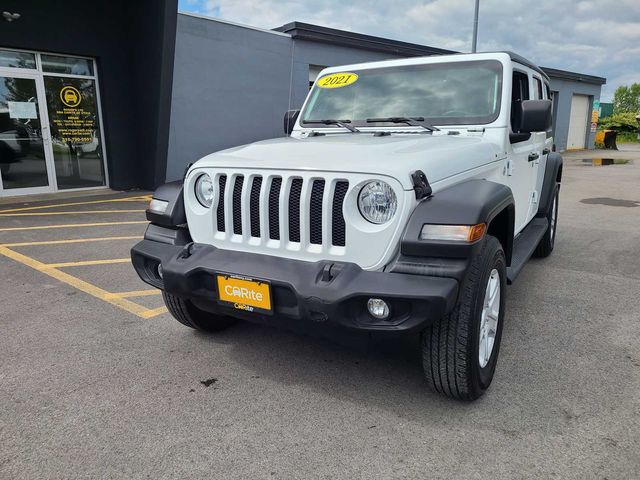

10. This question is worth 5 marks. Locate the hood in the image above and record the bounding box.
[192,133,500,189]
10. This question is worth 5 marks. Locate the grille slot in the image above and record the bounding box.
[249,176,262,238]
[288,178,303,242]
[309,180,325,245]
[332,181,349,247]
[216,175,227,232]
[268,177,282,240]
[232,176,244,235]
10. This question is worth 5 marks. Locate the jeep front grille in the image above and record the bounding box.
[213,173,349,249]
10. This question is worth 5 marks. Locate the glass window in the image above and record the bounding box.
[43,76,105,189]
[0,50,36,69]
[302,60,503,126]
[0,76,49,189]
[533,77,543,100]
[41,54,94,76]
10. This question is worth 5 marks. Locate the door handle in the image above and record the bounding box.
[528,152,539,162]
[542,147,550,155]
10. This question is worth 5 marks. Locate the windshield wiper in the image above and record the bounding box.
[366,117,440,132]
[302,119,359,133]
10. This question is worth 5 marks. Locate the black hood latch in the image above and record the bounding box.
[411,170,432,200]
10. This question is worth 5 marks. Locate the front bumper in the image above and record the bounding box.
[131,239,458,332]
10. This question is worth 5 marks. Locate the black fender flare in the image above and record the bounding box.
[400,179,515,265]
[146,180,186,227]
[537,152,562,217]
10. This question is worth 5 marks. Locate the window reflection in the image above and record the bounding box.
[41,54,94,76]
[0,50,36,69]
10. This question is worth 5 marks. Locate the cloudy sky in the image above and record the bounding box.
[178,0,640,101]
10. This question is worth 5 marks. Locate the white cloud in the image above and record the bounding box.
[179,0,640,101]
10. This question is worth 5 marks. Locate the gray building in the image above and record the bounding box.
[167,13,606,182]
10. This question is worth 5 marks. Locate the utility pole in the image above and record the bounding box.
[471,0,480,53]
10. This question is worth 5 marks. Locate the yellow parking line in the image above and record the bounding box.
[1,236,142,248]
[104,289,161,299]
[0,245,156,319]
[43,258,131,268]
[0,195,152,213]
[0,221,147,232]
[140,306,168,319]
[0,209,144,217]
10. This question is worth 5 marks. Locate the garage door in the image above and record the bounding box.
[567,94,590,150]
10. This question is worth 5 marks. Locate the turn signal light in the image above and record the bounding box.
[149,198,169,214]
[420,223,486,243]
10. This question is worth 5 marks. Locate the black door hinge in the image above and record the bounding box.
[411,170,432,200]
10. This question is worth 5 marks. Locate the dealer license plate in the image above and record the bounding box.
[216,274,272,314]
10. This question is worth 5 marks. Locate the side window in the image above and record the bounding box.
[533,77,543,100]
[544,82,551,100]
[510,71,530,132]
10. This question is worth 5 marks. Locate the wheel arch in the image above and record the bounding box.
[400,179,515,264]
[537,152,563,217]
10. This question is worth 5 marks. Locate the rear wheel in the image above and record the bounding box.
[162,292,237,332]
[422,235,506,400]
[533,186,559,258]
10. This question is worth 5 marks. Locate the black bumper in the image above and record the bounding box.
[131,239,458,333]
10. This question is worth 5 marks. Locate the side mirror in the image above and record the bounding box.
[519,99,552,133]
[284,109,300,135]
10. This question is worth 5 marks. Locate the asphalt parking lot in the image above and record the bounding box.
[1,146,640,479]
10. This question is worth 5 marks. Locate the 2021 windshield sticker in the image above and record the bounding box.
[317,72,358,89]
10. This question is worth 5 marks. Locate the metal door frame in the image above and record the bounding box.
[0,67,57,196]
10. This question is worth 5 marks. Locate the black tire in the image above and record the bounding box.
[162,292,237,332]
[533,185,559,258]
[422,235,507,400]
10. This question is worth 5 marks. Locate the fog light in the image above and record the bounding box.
[157,263,163,279]
[367,298,390,320]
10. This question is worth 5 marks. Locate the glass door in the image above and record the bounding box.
[0,69,55,195]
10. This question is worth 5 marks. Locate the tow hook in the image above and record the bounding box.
[180,242,195,259]
[320,263,344,282]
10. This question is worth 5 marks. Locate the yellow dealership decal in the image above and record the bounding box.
[60,86,82,107]
[317,72,358,89]
[217,275,272,312]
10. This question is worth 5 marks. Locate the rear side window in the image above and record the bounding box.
[533,77,543,100]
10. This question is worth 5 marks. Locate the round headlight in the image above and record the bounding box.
[358,181,398,224]
[194,173,214,208]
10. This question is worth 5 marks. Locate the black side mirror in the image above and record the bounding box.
[519,99,552,133]
[284,109,300,135]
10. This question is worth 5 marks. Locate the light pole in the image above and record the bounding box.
[471,0,480,53]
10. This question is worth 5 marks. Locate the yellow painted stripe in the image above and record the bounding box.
[0,245,154,319]
[0,209,144,217]
[43,258,130,268]
[140,306,168,319]
[1,235,141,247]
[0,221,147,232]
[104,289,161,299]
[0,195,152,213]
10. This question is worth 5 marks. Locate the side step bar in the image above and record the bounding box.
[506,217,548,284]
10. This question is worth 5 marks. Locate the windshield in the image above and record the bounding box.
[301,60,503,127]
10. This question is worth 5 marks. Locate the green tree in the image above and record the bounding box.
[599,112,639,132]
[613,83,640,113]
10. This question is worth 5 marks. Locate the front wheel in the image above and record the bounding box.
[422,235,507,400]
[162,292,237,332]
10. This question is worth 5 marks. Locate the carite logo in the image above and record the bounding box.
[60,86,81,108]
[233,303,255,312]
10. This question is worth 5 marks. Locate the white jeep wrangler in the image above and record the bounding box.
[132,52,562,400]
